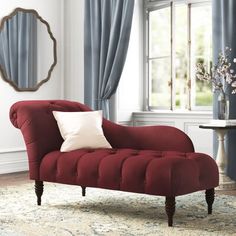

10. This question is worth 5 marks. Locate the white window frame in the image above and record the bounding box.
[144,0,212,111]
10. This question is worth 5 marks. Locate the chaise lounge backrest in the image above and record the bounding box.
[10,100,194,180]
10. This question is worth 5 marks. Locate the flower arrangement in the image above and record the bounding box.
[196,47,236,97]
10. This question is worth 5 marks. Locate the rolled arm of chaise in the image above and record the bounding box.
[103,121,195,153]
[9,100,91,180]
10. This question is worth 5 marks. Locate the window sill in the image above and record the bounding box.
[132,110,213,118]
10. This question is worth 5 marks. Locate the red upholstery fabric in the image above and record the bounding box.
[40,149,218,197]
[9,100,218,197]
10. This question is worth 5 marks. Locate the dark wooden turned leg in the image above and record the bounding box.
[165,196,176,227]
[205,188,215,214]
[35,181,44,206]
[82,186,86,197]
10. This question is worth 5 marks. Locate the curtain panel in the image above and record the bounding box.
[84,0,135,119]
[213,0,236,180]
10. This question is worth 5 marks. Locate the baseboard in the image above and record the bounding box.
[0,150,28,174]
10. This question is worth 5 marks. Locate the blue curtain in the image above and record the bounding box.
[213,0,236,180]
[0,12,37,89]
[84,0,135,119]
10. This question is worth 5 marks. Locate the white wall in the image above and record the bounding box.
[117,0,144,124]
[64,0,84,102]
[0,0,64,174]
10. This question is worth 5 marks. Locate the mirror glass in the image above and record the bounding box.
[0,8,57,91]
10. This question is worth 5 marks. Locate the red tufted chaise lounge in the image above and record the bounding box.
[9,100,219,226]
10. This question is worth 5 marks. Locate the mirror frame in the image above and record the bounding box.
[0,7,57,91]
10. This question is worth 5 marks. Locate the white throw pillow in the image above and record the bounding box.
[52,110,112,152]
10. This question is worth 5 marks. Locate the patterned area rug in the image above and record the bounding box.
[0,182,236,236]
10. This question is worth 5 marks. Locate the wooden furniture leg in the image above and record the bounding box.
[82,186,86,197]
[165,196,176,227]
[205,188,215,214]
[35,181,44,206]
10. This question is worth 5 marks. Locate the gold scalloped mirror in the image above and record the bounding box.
[0,8,57,91]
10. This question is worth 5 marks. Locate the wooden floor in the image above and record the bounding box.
[0,171,236,196]
[0,171,31,187]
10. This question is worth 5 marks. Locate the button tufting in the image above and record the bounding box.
[131,150,139,155]
[109,150,116,154]
[132,152,138,156]
[155,155,162,158]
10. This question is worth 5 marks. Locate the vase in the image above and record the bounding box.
[217,93,229,120]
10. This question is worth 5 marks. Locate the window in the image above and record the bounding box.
[145,0,212,111]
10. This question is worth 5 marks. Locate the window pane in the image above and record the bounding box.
[149,7,171,58]
[149,58,171,108]
[175,4,188,109]
[191,4,212,107]
[147,2,212,111]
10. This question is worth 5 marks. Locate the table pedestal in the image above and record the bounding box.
[215,129,236,190]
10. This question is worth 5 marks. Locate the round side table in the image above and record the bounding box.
[199,124,236,190]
